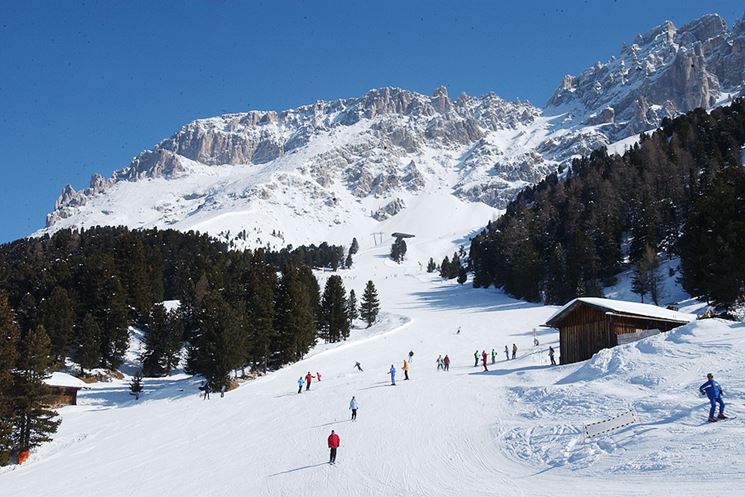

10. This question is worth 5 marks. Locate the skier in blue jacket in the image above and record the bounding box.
[389,365,396,385]
[699,373,727,422]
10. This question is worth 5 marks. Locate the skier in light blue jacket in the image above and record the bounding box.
[389,365,396,385]
[297,377,304,394]
[349,396,359,421]
[699,373,727,422]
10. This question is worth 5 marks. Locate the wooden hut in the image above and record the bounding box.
[44,372,87,406]
[543,298,696,365]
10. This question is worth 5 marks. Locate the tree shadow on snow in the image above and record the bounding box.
[469,364,551,377]
[78,376,202,409]
[268,462,330,477]
[410,284,542,313]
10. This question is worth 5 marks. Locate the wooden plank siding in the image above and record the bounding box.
[556,302,687,364]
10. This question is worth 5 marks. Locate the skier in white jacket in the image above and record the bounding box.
[349,396,359,421]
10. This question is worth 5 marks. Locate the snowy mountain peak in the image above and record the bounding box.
[42,11,745,250]
[545,12,743,140]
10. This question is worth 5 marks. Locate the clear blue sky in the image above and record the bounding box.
[1,0,742,242]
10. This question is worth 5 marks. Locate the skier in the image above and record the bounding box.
[354,361,364,372]
[349,396,359,421]
[297,377,304,394]
[203,382,211,400]
[328,430,340,464]
[533,337,540,347]
[436,354,444,371]
[443,354,450,371]
[220,384,226,398]
[389,364,396,385]
[456,326,461,335]
[549,346,556,366]
[305,371,313,391]
[699,373,727,422]
[491,348,496,364]
[473,350,479,367]
[316,372,322,382]
[512,343,518,360]
[403,359,410,380]
[504,345,510,360]
[408,350,414,364]
[482,350,488,371]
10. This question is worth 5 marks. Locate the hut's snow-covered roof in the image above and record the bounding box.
[545,297,697,327]
[44,372,87,389]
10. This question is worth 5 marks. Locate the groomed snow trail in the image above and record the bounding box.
[2,235,744,497]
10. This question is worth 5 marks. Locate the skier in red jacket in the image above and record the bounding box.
[482,350,488,371]
[305,372,313,391]
[328,430,340,464]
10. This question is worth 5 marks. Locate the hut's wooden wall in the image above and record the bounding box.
[46,386,79,407]
[559,305,616,364]
[558,303,685,364]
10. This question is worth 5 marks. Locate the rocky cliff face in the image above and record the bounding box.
[44,12,745,243]
[546,13,744,140]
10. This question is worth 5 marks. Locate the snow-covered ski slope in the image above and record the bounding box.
[4,213,745,497]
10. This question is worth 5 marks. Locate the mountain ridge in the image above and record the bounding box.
[42,12,745,249]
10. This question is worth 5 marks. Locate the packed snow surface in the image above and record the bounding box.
[4,205,744,497]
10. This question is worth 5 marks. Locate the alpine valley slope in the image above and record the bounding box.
[39,12,745,249]
[1,224,743,497]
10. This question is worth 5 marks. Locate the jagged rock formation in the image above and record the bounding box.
[43,12,745,246]
[546,13,745,140]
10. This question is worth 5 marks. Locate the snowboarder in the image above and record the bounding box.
[316,372,322,381]
[328,430,340,464]
[504,345,510,360]
[403,359,410,380]
[443,354,450,371]
[549,346,556,366]
[491,348,496,364]
[389,364,396,385]
[482,350,488,371]
[408,350,414,364]
[436,354,444,371]
[297,377,304,394]
[512,343,518,360]
[533,337,540,346]
[349,396,359,421]
[354,361,364,372]
[305,371,313,391]
[699,373,727,422]
[474,350,479,367]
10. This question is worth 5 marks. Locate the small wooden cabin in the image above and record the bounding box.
[44,372,87,407]
[544,298,696,365]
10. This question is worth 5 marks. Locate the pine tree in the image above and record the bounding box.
[319,275,350,343]
[390,238,407,263]
[99,274,131,370]
[345,253,353,269]
[273,263,316,364]
[457,265,468,284]
[186,291,246,390]
[349,237,359,255]
[39,287,74,367]
[13,324,60,453]
[632,245,661,304]
[245,255,276,373]
[347,289,359,322]
[129,370,144,400]
[440,257,450,279]
[0,291,19,466]
[426,258,436,273]
[142,304,169,377]
[360,280,380,328]
[76,313,101,375]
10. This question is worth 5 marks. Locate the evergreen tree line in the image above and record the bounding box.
[264,241,352,271]
[469,98,745,306]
